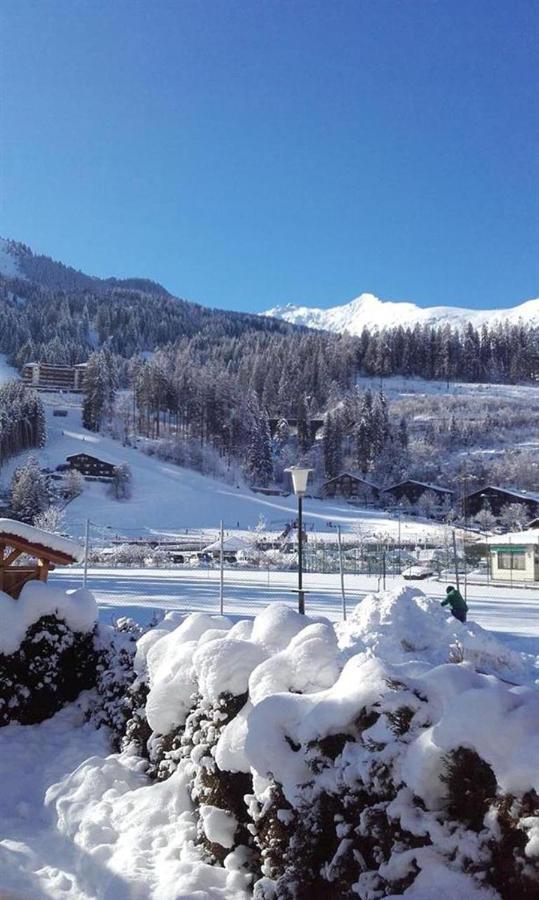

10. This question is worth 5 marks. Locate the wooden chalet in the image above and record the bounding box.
[382,480,454,506]
[323,473,380,502]
[0,519,82,599]
[464,486,539,518]
[66,453,117,479]
[462,484,539,517]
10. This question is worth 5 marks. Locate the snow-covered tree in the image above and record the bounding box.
[33,505,65,533]
[498,502,528,532]
[10,456,49,523]
[66,468,85,499]
[245,407,273,487]
[109,463,132,501]
[474,502,497,533]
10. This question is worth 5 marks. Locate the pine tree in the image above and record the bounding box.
[82,352,108,432]
[245,407,273,487]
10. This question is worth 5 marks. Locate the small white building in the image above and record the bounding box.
[486,530,539,583]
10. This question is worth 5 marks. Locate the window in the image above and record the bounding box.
[497,551,526,571]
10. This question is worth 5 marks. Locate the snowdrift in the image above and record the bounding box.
[46,585,539,899]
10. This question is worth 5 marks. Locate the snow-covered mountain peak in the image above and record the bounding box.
[264,292,539,333]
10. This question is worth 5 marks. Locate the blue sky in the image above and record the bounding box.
[1,0,537,312]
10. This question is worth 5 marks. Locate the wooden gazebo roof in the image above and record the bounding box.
[0,519,82,598]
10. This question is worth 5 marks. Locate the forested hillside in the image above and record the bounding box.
[1,238,538,511]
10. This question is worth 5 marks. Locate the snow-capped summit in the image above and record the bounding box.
[265,291,539,333]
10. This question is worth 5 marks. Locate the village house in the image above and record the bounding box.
[464,485,539,519]
[381,479,454,507]
[322,472,380,504]
[65,453,117,479]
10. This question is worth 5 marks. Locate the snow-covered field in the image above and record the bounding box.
[357,373,539,405]
[51,566,539,659]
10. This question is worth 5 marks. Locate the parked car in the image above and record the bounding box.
[402,564,434,580]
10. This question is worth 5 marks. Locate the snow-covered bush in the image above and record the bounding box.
[50,589,539,899]
[0,582,99,726]
[86,616,142,746]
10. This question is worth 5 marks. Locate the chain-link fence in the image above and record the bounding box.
[51,519,490,625]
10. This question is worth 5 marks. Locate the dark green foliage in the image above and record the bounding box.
[441,746,497,831]
[0,615,98,726]
[86,618,141,748]
[487,791,539,899]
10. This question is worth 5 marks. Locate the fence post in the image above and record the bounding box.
[219,520,224,614]
[83,518,90,588]
[452,529,460,592]
[337,524,346,620]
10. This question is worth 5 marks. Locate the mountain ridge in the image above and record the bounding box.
[0,237,171,298]
[265,291,539,333]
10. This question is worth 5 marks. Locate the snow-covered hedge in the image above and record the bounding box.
[49,587,539,898]
[0,582,99,726]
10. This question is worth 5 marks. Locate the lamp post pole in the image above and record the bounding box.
[285,466,313,615]
[298,494,304,614]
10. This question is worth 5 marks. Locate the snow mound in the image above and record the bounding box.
[341,583,527,679]
[403,666,539,805]
[47,755,251,898]
[0,581,97,655]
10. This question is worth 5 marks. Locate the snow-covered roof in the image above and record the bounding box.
[486,530,539,546]
[466,485,539,504]
[201,535,252,553]
[383,480,454,495]
[0,519,83,563]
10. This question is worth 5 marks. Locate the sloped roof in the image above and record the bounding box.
[201,535,252,553]
[465,485,539,504]
[0,519,83,563]
[486,530,539,546]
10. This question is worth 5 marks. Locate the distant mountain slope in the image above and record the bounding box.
[0,237,298,366]
[0,237,170,296]
[265,291,539,333]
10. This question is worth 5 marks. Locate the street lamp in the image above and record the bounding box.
[285,465,312,614]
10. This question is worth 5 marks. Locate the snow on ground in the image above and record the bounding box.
[0,703,112,899]
[357,373,539,404]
